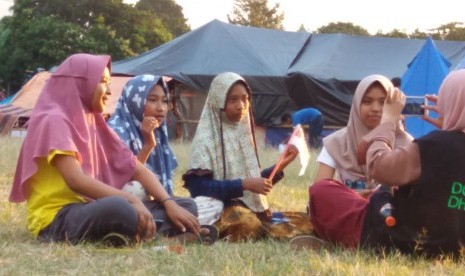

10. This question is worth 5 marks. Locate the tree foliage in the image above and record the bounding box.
[406,29,429,39]
[228,0,284,30]
[136,0,190,37]
[0,0,187,92]
[435,22,465,41]
[297,24,308,33]
[317,22,370,36]
[375,29,409,38]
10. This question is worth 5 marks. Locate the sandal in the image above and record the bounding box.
[289,235,327,251]
[198,225,218,245]
[169,225,218,246]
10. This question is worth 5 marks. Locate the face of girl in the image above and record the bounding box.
[91,67,111,113]
[359,83,387,129]
[144,84,168,124]
[224,83,249,123]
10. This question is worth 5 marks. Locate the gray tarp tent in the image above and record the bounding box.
[113,19,310,128]
[113,20,465,129]
[287,34,465,125]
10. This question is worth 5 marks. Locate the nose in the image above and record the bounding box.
[239,99,247,110]
[156,102,166,111]
[372,102,383,112]
[105,84,112,96]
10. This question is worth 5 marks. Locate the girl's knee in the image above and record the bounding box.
[94,196,138,224]
[310,179,330,196]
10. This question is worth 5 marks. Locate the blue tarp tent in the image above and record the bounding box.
[401,37,451,138]
[0,94,14,105]
[455,55,465,70]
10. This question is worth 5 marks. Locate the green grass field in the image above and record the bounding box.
[1,137,464,275]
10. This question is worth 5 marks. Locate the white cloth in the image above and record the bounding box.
[316,146,336,169]
[194,196,224,225]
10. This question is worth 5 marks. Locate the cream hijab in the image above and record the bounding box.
[189,72,268,212]
[324,74,413,183]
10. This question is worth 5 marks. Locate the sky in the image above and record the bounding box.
[1,0,463,34]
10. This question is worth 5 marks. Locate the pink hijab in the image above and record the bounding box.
[10,53,136,202]
[437,69,465,132]
[324,74,412,182]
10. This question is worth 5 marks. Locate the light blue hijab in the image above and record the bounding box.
[108,74,177,195]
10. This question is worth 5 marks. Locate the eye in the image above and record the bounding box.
[101,77,110,85]
[361,99,371,104]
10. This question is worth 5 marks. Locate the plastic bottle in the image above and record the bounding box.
[379,203,396,227]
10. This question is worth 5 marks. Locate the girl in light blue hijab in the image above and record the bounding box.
[108,74,177,195]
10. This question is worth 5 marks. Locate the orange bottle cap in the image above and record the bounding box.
[385,216,396,227]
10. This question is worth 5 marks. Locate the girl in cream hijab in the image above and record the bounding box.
[183,72,313,241]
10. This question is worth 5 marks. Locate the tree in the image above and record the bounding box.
[435,22,465,41]
[376,29,409,38]
[408,28,429,39]
[228,0,284,30]
[0,13,127,92]
[0,0,182,92]
[10,0,173,56]
[446,27,465,41]
[136,0,190,37]
[317,22,369,36]
[297,24,308,33]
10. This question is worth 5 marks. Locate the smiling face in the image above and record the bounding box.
[224,83,250,123]
[359,82,387,129]
[91,67,111,113]
[143,84,168,125]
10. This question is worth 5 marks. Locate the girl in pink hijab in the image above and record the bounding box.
[9,53,203,245]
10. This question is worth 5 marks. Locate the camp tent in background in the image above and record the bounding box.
[0,94,14,105]
[3,21,465,139]
[113,20,465,140]
[401,37,451,138]
[113,20,309,137]
[0,71,51,136]
[0,72,132,136]
[455,55,465,70]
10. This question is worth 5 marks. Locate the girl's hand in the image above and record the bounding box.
[242,178,273,195]
[164,200,201,235]
[421,94,443,128]
[278,145,299,171]
[140,116,158,148]
[129,198,156,242]
[381,88,405,124]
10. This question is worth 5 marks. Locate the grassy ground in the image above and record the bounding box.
[1,137,464,275]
